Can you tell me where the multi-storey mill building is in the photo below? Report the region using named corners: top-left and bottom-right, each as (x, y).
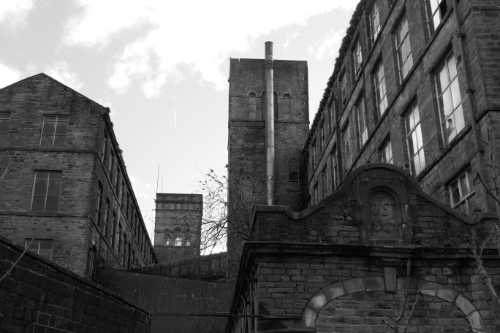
top-left (0, 74), bottom-right (156, 278)
top-left (225, 1), bottom-right (500, 332)
top-left (305, 0), bottom-right (500, 216)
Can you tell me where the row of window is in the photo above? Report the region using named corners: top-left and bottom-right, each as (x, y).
top-left (99, 130), bottom-right (152, 262)
top-left (1, 111), bottom-right (70, 147)
top-left (311, 0), bottom-right (451, 166)
top-left (29, 169), bottom-right (153, 266)
top-left (95, 180), bottom-right (152, 265)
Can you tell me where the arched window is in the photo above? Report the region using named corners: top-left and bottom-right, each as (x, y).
top-left (174, 237), bottom-right (183, 246)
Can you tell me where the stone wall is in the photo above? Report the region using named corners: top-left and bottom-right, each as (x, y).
top-left (97, 268), bottom-right (234, 333)
top-left (226, 165), bottom-right (500, 333)
top-left (154, 193), bottom-right (202, 265)
top-left (0, 236), bottom-right (151, 333)
top-left (136, 252), bottom-right (228, 281)
top-left (228, 58), bottom-right (309, 276)
top-left (303, 0), bottom-right (499, 218)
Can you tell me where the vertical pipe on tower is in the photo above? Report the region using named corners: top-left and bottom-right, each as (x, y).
top-left (265, 41), bottom-right (274, 205)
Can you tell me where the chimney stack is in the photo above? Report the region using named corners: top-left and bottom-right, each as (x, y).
top-left (265, 41), bottom-right (275, 205)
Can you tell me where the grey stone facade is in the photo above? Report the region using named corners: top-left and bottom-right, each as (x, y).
top-left (0, 73), bottom-right (156, 279)
top-left (154, 193), bottom-right (202, 264)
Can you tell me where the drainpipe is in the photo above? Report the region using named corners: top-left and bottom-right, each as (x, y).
top-left (265, 41), bottom-right (275, 205)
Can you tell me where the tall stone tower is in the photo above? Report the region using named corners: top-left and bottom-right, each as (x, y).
top-left (154, 193), bottom-right (202, 265)
top-left (227, 42), bottom-right (309, 274)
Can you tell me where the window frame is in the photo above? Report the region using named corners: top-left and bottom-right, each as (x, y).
top-left (31, 170), bottom-right (62, 212)
top-left (379, 136), bottom-right (393, 164)
top-left (393, 15), bottom-right (413, 82)
top-left (447, 169), bottom-right (474, 214)
top-left (425, 0), bottom-right (448, 33)
top-left (355, 97), bottom-right (368, 148)
top-left (434, 52), bottom-right (465, 145)
top-left (352, 39), bottom-right (363, 76)
top-left (39, 114), bottom-right (69, 147)
top-left (25, 238), bottom-right (54, 260)
top-left (369, 2), bottom-right (381, 43)
top-left (372, 59), bottom-right (388, 117)
top-left (404, 104), bottom-right (426, 175)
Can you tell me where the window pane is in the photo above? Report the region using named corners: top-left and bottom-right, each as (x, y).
top-left (46, 173), bottom-right (61, 211)
top-left (32, 172), bottom-right (48, 210)
top-left (450, 80), bottom-right (462, 109)
top-left (54, 117), bottom-right (68, 145)
top-left (448, 56), bottom-right (458, 79)
top-left (439, 66), bottom-right (450, 89)
top-left (40, 117), bottom-right (56, 146)
top-left (442, 90), bottom-right (454, 117)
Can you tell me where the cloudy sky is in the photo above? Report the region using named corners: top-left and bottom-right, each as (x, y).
top-left (0, 0), bottom-right (356, 239)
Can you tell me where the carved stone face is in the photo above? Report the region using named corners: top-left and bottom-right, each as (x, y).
top-left (369, 192), bottom-right (400, 241)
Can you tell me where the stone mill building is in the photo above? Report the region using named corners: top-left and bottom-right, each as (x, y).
top-left (1, 0), bottom-right (500, 332)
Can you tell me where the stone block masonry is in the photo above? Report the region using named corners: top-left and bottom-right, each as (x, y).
top-left (0, 236), bottom-right (151, 333)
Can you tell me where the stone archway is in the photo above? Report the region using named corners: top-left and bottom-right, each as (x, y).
top-left (303, 276), bottom-right (484, 333)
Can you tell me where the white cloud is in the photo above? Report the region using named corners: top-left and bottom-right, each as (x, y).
top-left (0, 63), bottom-right (21, 88)
top-left (314, 30), bottom-right (344, 60)
top-left (46, 62), bottom-right (83, 90)
top-left (0, 0), bottom-right (34, 26)
top-left (65, 0), bottom-right (357, 97)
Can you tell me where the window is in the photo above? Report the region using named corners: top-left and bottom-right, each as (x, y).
top-left (320, 119), bottom-right (326, 148)
top-left (111, 212), bottom-right (117, 245)
top-left (353, 40), bottom-right (363, 75)
top-left (370, 3), bottom-right (381, 42)
top-left (101, 132), bottom-right (108, 162)
top-left (373, 60), bottom-right (388, 116)
top-left (394, 16), bottom-right (413, 81)
top-left (32, 171), bottom-right (62, 212)
top-left (0, 111), bottom-right (11, 120)
top-left (448, 170), bottom-right (473, 214)
top-left (426, 0), bottom-right (448, 32)
top-left (341, 125), bottom-right (350, 171)
top-left (174, 237), bottom-right (183, 247)
top-left (405, 105), bottom-right (425, 175)
top-left (25, 238), bottom-right (53, 260)
top-left (103, 199), bottom-right (110, 235)
top-left (313, 182), bottom-right (319, 204)
top-left (355, 98), bottom-right (368, 147)
top-left (321, 166), bottom-right (327, 199)
top-left (436, 54), bottom-right (464, 143)
top-left (311, 139), bottom-right (317, 169)
top-left (95, 182), bottom-right (103, 226)
top-left (340, 72), bottom-right (348, 105)
top-left (330, 147), bottom-right (338, 190)
top-left (379, 137), bottom-right (393, 164)
top-left (329, 103), bottom-right (335, 129)
top-left (40, 115), bottom-right (68, 146)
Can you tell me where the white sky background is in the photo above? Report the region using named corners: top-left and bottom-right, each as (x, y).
top-left (0, 0), bottom-right (356, 242)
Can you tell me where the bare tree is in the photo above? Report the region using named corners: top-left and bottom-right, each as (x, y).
top-left (199, 168), bottom-right (266, 254)
top-left (199, 169), bottom-right (228, 253)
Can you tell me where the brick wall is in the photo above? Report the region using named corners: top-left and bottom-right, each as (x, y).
top-left (0, 236), bottom-right (151, 333)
